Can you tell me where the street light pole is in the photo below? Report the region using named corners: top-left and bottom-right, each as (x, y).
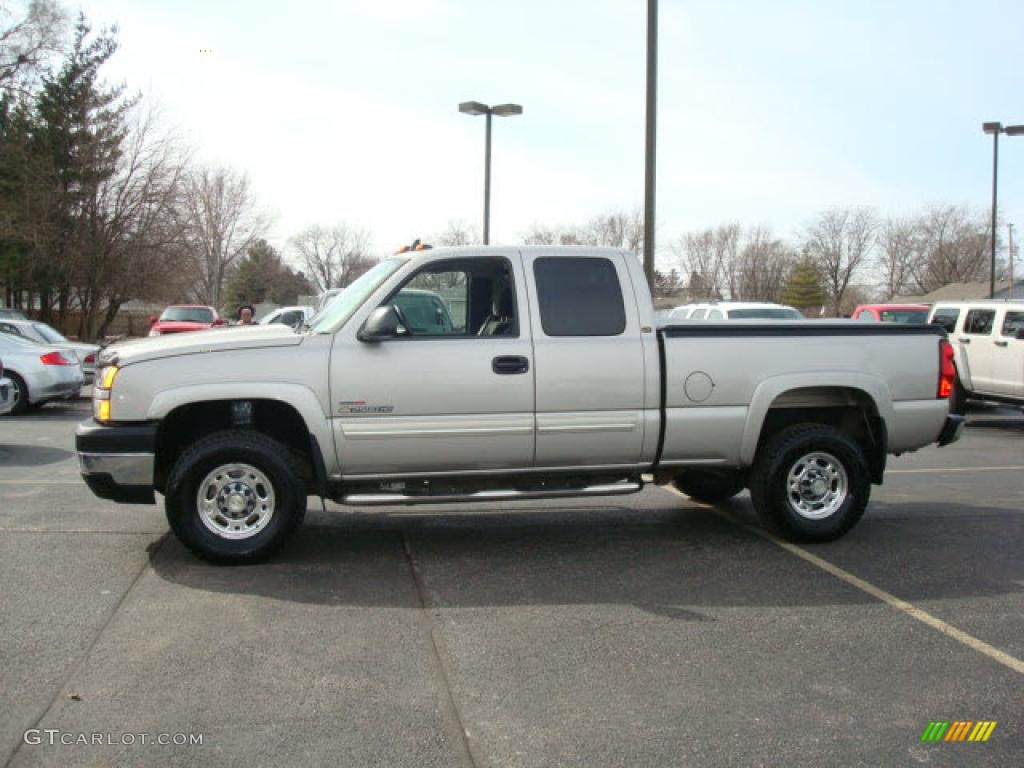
top-left (484, 110), bottom-right (492, 245)
top-left (460, 101), bottom-right (522, 245)
top-left (643, 0), bottom-right (658, 288)
top-left (982, 121), bottom-right (1024, 298)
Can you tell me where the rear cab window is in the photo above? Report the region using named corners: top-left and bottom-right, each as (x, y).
top-left (533, 257), bottom-right (626, 336)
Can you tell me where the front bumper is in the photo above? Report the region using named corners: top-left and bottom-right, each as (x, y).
top-left (937, 414), bottom-right (966, 447)
top-left (75, 419), bottom-right (158, 504)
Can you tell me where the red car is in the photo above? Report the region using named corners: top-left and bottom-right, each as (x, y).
top-left (148, 305), bottom-right (224, 336)
top-left (851, 303), bottom-right (930, 324)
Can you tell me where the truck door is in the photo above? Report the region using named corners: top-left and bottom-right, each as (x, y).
top-left (523, 252), bottom-right (647, 468)
top-left (330, 254), bottom-right (535, 476)
top-left (991, 309), bottom-right (1024, 398)
top-left (960, 308), bottom-right (998, 393)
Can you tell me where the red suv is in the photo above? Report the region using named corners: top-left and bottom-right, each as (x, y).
top-left (148, 305), bottom-right (224, 336)
top-left (851, 303), bottom-right (930, 323)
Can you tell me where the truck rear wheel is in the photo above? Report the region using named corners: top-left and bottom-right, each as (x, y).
top-left (749, 424), bottom-right (869, 542)
top-left (672, 469), bottom-right (746, 504)
top-left (165, 430), bottom-right (306, 564)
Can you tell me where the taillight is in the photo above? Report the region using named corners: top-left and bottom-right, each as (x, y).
top-left (39, 351), bottom-right (76, 366)
top-left (938, 339), bottom-right (956, 399)
top-left (84, 354), bottom-right (96, 364)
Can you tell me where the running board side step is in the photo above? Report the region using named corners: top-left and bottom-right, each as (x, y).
top-left (340, 480), bottom-right (643, 507)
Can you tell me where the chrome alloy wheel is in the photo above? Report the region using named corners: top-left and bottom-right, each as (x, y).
top-left (196, 463), bottom-right (276, 540)
top-left (786, 451), bottom-right (848, 520)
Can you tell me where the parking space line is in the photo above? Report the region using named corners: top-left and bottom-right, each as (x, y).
top-left (888, 466), bottom-right (1024, 474)
top-left (661, 485), bottom-right (1024, 676)
top-left (0, 480), bottom-right (83, 485)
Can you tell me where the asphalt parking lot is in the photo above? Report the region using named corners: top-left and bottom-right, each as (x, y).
top-left (0, 398), bottom-right (1021, 767)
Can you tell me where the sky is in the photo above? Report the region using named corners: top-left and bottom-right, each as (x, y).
top-left (76, 0), bottom-right (1024, 270)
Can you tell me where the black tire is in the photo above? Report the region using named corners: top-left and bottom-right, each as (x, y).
top-left (6, 372), bottom-right (30, 415)
top-left (749, 424), bottom-right (870, 543)
top-left (672, 469), bottom-right (746, 504)
top-left (165, 430), bottom-right (307, 564)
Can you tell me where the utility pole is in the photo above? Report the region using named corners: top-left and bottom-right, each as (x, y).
top-left (1009, 223), bottom-right (1016, 300)
top-left (642, 0), bottom-right (658, 288)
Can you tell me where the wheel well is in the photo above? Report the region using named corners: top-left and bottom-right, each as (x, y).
top-left (154, 400), bottom-right (316, 494)
top-left (757, 387), bottom-right (887, 484)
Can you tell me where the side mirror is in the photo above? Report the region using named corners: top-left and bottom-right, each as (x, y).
top-left (358, 306), bottom-right (404, 342)
top-left (213, 318), bottom-right (225, 326)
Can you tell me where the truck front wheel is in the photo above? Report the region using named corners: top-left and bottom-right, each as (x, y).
top-left (165, 430), bottom-right (307, 564)
top-left (671, 469), bottom-right (746, 504)
top-left (749, 424), bottom-right (870, 542)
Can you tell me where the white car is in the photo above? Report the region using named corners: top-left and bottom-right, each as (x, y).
top-left (0, 334), bottom-right (85, 415)
top-left (928, 300), bottom-right (1024, 412)
top-left (0, 318), bottom-right (100, 383)
top-left (258, 306), bottom-right (314, 330)
top-left (669, 301), bottom-right (804, 321)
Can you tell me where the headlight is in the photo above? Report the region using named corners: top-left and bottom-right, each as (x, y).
top-left (93, 365), bottom-right (119, 422)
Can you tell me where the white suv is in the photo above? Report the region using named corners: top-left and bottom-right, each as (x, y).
top-left (928, 300), bottom-right (1024, 412)
top-left (668, 301), bottom-right (804, 322)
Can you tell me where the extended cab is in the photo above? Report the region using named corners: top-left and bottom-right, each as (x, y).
top-left (76, 247), bottom-right (963, 563)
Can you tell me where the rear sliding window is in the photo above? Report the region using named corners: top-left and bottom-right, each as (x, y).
top-left (533, 257), bottom-right (626, 336)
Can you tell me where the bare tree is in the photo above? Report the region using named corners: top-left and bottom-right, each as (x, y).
top-left (877, 216), bottom-right (919, 299)
top-left (0, 0), bottom-right (67, 97)
top-left (289, 223), bottom-right (372, 293)
top-left (906, 205), bottom-right (991, 294)
top-left (70, 104), bottom-right (191, 337)
top-left (182, 166), bottom-right (269, 307)
top-left (803, 206), bottom-right (878, 316)
top-left (434, 220), bottom-right (479, 247)
top-left (736, 225), bottom-right (794, 302)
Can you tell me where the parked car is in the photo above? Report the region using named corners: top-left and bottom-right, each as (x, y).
top-left (77, 245), bottom-right (960, 563)
top-left (0, 358), bottom-right (14, 416)
top-left (0, 318), bottom-right (100, 383)
top-left (927, 300), bottom-right (1024, 413)
top-left (852, 304), bottom-right (930, 323)
top-left (258, 305), bottom-right (314, 330)
top-left (0, 308), bottom-right (28, 320)
top-left (391, 288), bottom-right (456, 334)
top-left (669, 301), bottom-right (804, 321)
top-left (0, 333), bottom-right (84, 414)
top-left (148, 305), bottom-right (224, 336)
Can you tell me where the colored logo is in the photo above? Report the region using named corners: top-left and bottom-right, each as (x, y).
top-left (921, 721), bottom-right (997, 742)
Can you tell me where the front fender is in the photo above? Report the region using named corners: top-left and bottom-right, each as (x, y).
top-left (739, 372), bottom-right (893, 466)
top-left (147, 382), bottom-right (337, 475)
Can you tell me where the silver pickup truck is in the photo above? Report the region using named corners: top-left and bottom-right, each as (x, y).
top-left (76, 246), bottom-right (963, 563)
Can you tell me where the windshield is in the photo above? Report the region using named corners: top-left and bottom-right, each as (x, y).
top-left (308, 259), bottom-right (406, 333)
top-left (729, 308), bottom-right (803, 320)
top-left (159, 307), bottom-right (214, 323)
top-left (879, 309), bottom-right (929, 323)
top-left (32, 323), bottom-right (67, 343)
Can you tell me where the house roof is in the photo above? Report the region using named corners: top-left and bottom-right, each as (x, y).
top-left (893, 280), bottom-right (1016, 303)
